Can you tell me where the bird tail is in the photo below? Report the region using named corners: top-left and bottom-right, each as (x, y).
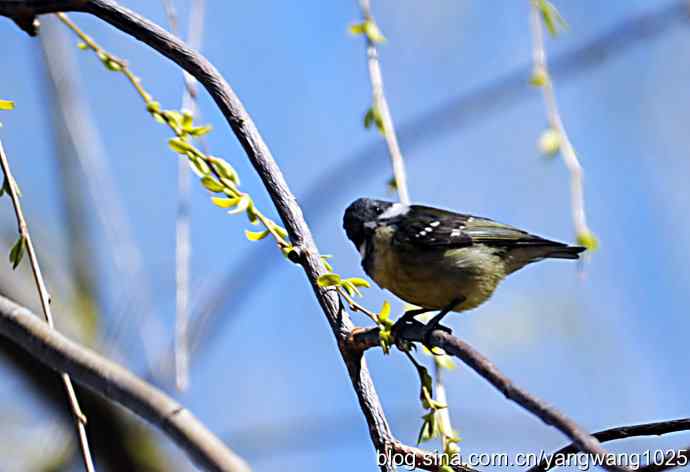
top-left (543, 245), bottom-right (587, 260)
top-left (504, 243), bottom-right (586, 274)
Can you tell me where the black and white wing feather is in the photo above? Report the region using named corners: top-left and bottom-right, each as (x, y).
top-left (392, 205), bottom-right (581, 257)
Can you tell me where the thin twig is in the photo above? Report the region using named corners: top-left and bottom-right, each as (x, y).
top-left (0, 139), bottom-right (95, 472)
top-left (529, 2), bottom-right (593, 242)
top-left (357, 0), bottom-right (410, 205)
top-left (529, 418), bottom-right (690, 472)
top-left (0, 294), bottom-right (250, 472)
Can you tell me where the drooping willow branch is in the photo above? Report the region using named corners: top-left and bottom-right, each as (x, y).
top-left (0, 138), bottom-right (95, 472)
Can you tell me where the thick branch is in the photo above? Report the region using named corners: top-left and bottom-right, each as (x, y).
top-left (529, 419), bottom-right (690, 472)
top-left (349, 326), bottom-right (628, 472)
top-left (0, 294), bottom-right (250, 472)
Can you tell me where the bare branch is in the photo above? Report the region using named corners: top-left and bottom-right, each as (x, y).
top-left (349, 325), bottom-right (629, 472)
top-left (0, 139), bottom-right (95, 472)
top-left (0, 294), bottom-right (250, 472)
top-left (529, 418), bottom-right (690, 472)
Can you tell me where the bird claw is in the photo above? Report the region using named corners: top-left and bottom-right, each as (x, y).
top-left (390, 316), bottom-right (453, 351)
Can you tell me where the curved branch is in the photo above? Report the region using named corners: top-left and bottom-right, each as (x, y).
top-left (0, 294), bottom-right (250, 472)
top-left (528, 418), bottom-right (690, 472)
top-left (349, 326), bottom-right (629, 472)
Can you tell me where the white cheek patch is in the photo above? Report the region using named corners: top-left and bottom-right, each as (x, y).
top-left (359, 240), bottom-right (368, 258)
top-left (379, 203), bottom-right (409, 220)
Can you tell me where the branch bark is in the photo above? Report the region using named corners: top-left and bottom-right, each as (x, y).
top-left (349, 325), bottom-right (630, 472)
top-left (529, 418), bottom-right (690, 472)
top-left (0, 294), bottom-right (250, 472)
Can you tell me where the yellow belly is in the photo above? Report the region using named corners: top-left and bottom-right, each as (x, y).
top-left (368, 227), bottom-right (506, 312)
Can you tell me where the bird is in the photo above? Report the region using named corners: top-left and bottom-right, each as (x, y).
top-left (342, 197), bottom-right (586, 334)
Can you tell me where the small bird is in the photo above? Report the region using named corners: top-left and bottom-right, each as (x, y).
top-left (343, 197), bottom-right (585, 332)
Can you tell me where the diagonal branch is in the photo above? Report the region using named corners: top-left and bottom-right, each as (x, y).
top-left (528, 418), bottom-right (690, 472)
top-left (348, 325), bottom-right (630, 472)
top-left (0, 294), bottom-right (250, 472)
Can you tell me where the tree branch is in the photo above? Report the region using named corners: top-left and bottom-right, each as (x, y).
top-left (0, 294), bottom-right (250, 472)
top-left (0, 138), bottom-right (95, 471)
top-left (349, 325), bottom-right (630, 472)
top-left (528, 418), bottom-right (690, 472)
top-left (0, 1), bottom-right (452, 470)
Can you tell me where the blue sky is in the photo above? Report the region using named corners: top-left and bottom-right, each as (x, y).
top-left (1, 1), bottom-right (690, 470)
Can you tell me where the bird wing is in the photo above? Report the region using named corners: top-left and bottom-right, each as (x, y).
top-left (392, 205), bottom-right (563, 250)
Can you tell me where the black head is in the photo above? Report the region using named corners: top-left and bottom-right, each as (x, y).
top-left (343, 198), bottom-right (394, 249)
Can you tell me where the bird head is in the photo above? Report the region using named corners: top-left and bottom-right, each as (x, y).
top-left (343, 198), bottom-right (402, 250)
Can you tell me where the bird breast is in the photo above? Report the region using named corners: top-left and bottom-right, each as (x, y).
top-left (366, 226), bottom-right (506, 312)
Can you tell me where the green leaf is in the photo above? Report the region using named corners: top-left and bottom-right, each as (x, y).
top-left (348, 22), bottom-right (367, 35)
top-left (576, 231), bottom-right (598, 251)
top-left (417, 412), bottom-right (436, 444)
top-left (341, 279), bottom-right (358, 297)
top-left (317, 273), bottom-right (342, 288)
top-left (378, 300), bottom-right (392, 325)
top-left (211, 196), bottom-right (242, 208)
top-left (146, 101), bottom-right (161, 114)
top-left (529, 67), bottom-right (549, 87)
top-left (537, 0), bottom-right (568, 37)
top-left (0, 175), bottom-right (20, 198)
top-left (227, 195), bottom-right (250, 215)
top-left (188, 156), bottom-right (211, 177)
top-left (189, 125), bottom-right (212, 137)
top-left (168, 137), bottom-right (194, 155)
top-left (209, 157), bottom-right (239, 185)
top-left (271, 224), bottom-right (288, 238)
top-left (538, 128), bottom-right (561, 157)
top-left (244, 229), bottom-right (270, 241)
top-left (76, 42), bottom-right (89, 50)
top-left (200, 176), bottom-right (224, 193)
top-left (181, 110), bottom-right (194, 129)
top-left (320, 255), bottom-right (333, 272)
top-left (246, 203), bottom-right (259, 224)
top-left (345, 277), bottom-right (370, 288)
top-left (0, 100), bottom-right (15, 111)
top-left (9, 236), bottom-right (25, 270)
top-left (364, 20), bottom-right (386, 43)
top-left (104, 58), bottom-right (122, 72)
top-left (363, 106), bottom-right (384, 133)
